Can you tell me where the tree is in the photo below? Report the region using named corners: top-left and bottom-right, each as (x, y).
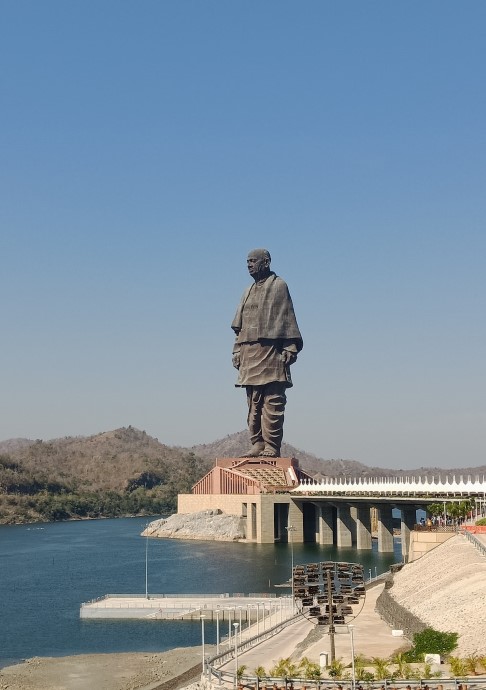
top-left (299, 657), bottom-right (322, 680)
top-left (371, 657), bottom-right (390, 680)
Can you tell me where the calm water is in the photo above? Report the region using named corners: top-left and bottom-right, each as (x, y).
top-left (0, 517), bottom-right (402, 667)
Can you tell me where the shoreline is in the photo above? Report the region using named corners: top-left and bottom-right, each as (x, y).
top-left (0, 646), bottom-right (212, 690)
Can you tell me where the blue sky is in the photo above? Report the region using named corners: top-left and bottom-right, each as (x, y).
top-left (1, 1), bottom-right (485, 470)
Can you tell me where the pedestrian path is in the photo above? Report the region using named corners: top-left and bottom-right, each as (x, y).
top-left (218, 582), bottom-right (405, 674)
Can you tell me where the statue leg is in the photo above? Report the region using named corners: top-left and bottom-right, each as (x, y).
top-left (260, 382), bottom-right (286, 457)
top-left (243, 386), bottom-right (265, 457)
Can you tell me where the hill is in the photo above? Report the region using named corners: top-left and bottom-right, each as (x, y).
top-left (189, 430), bottom-right (370, 477)
top-left (0, 426), bottom-right (212, 524)
top-left (2, 426), bottom-right (485, 525)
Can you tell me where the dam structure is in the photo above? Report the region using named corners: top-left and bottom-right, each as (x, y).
top-left (178, 456), bottom-right (486, 557)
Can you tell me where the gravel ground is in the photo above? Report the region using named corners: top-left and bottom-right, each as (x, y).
top-left (388, 533), bottom-right (486, 655)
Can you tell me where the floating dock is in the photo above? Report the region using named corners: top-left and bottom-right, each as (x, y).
top-left (80, 593), bottom-right (294, 622)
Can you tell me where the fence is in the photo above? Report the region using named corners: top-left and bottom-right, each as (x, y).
top-left (461, 528), bottom-right (486, 557)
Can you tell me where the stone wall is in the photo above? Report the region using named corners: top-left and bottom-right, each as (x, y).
top-left (375, 575), bottom-right (427, 639)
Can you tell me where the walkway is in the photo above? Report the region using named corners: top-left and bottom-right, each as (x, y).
top-left (219, 582), bottom-right (405, 674)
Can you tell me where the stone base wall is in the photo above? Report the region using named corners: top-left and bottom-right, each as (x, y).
top-left (408, 530), bottom-right (455, 561)
top-left (375, 577), bottom-right (426, 640)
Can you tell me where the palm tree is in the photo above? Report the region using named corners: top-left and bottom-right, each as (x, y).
top-left (328, 657), bottom-right (347, 680)
top-left (270, 658), bottom-right (299, 680)
top-left (299, 657), bottom-right (322, 680)
top-left (448, 657), bottom-right (468, 678)
top-left (371, 657), bottom-right (390, 680)
top-left (391, 651), bottom-right (411, 679)
top-left (254, 665), bottom-right (267, 680)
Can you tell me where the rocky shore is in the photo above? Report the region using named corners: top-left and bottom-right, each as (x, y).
top-left (142, 509), bottom-right (246, 541)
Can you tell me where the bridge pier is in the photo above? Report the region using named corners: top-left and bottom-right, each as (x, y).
top-left (355, 505), bottom-right (372, 550)
top-left (336, 504), bottom-right (354, 547)
top-left (316, 503), bottom-right (334, 545)
top-left (376, 504), bottom-right (395, 552)
top-left (401, 507), bottom-right (416, 561)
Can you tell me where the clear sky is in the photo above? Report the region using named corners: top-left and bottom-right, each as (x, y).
top-left (1, 1), bottom-right (485, 470)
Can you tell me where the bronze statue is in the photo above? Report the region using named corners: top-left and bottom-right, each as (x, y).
top-left (231, 249), bottom-right (303, 457)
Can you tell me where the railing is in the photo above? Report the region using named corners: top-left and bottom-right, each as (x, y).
top-left (292, 475), bottom-right (486, 497)
top-left (205, 677), bottom-right (486, 690)
top-left (462, 528), bottom-right (486, 557)
top-left (81, 592), bottom-right (279, 606)
top-left (206, 613), bottom-right (301, 685)
top-left (414, 525), bottom-right (459, 533)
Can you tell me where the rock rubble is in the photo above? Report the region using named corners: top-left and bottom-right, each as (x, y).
top-left (142, 509), bottom-right (246, 541)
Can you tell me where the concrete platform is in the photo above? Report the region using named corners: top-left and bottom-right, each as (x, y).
top-left (80, 594), bottom-right (294, 627)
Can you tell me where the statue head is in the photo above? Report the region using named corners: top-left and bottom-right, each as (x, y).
top-left (247, 248), bottom-right (271, 282)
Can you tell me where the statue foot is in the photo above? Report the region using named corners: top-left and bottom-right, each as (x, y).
top-left (259, 448), bottom-right (279, 458)
top-left (242, 443), bottom-right (265, 458)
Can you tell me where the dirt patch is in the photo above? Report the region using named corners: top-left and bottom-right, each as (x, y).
top-left (0, 646), bottom-right (214, 690)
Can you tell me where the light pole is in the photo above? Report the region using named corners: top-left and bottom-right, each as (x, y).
top-left (145, 527), bottom-right (149, 599)
top-left (233, 622), bottom-right (239, 689)
top-left (238, 606), bottom-right (243, 643)
top-left (228, 608), bottom-right (233, 640)
top-left (348, 625), bottom-right (356, 690)
top-left (256, 603), bottom-right (260, 636)
top-left (216, 608), bottom-right (220, 655)
top-left (286, 524), bottom-right (295, 610)
top-left (200, 615), bottom-right (206, 674)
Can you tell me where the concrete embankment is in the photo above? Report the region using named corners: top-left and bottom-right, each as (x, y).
top-left (376, 532), bottom-right (486, 655)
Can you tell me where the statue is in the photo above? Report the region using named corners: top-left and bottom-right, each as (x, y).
top-left (231, 249), bottom-right (303, 457)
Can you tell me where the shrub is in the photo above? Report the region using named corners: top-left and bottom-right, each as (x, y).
top-left (448, 657), bottom-right (468, 677)
top-left (404, 628), bottom-right (458, 661)
top-left (476, 517), bottom-right (486, 526)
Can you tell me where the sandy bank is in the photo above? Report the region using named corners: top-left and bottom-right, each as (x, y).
top-left (0, 646), bottom-right (214, 690)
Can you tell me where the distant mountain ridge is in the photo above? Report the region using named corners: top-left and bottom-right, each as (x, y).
top-left (2, 428), bottom-right (485, 481)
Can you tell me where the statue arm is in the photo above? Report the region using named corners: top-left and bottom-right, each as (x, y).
top-left (282, 339), bottom-right (298, 365)
top-left (232, 340), bottom-right (241, 369)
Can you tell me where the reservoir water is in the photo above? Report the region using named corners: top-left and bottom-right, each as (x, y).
top-left (0, 517), bottom-right (401, 667)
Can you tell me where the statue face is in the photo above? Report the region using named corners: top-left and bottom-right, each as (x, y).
top-left (247, 250), bottom-right (269, 280)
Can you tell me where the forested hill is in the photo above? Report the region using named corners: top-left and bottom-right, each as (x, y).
top-left (0, 427), bottom-right (212, 524)
top-left (2, 426), bottom-right (485, 525)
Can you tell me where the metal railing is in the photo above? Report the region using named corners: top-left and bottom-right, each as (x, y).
top-left (462, 528), bottom-right (486, 557)
top-left (206, 677), bottom-right (486, 690)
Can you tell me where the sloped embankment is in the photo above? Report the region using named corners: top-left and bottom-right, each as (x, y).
top-left (377, 534), bottom-right (486, 655)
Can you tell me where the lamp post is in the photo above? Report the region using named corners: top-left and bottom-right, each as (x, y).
top-left (200, 615), bottom-right (206, 674)
top-left (348, 625), bottom-right (356, 690)
top-left (228, 608), bottom-right (233, 640)
top-left (233, 622), bottom-right (239, 689)
top-left (238, 606), bottom-right (243, 643)
top-left (216, 608), bottom-right (220, 655)
top-left (144, 525), bottom-right (149, 599)
top-left (286, 524), bottom-right (295, 610)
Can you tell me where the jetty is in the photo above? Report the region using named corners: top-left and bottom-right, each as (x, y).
top-left (80, 593), bottom-right (294, 625)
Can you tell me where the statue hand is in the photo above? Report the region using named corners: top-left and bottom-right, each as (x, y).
top-left (232, 353), bottom-right (241, 369)
top-left (282, 350), bottom-right (297, 365)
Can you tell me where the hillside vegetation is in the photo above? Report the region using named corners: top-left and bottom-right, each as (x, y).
top-left (0, 426), bottom-right (212, 524)
top-left (2, 426), bottom-right (485, 525)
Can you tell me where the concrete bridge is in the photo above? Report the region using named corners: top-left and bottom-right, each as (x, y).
top-left (290, 474), bottom-right (486, 558)
top-left (178, 458), bottom-right (486, 556)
